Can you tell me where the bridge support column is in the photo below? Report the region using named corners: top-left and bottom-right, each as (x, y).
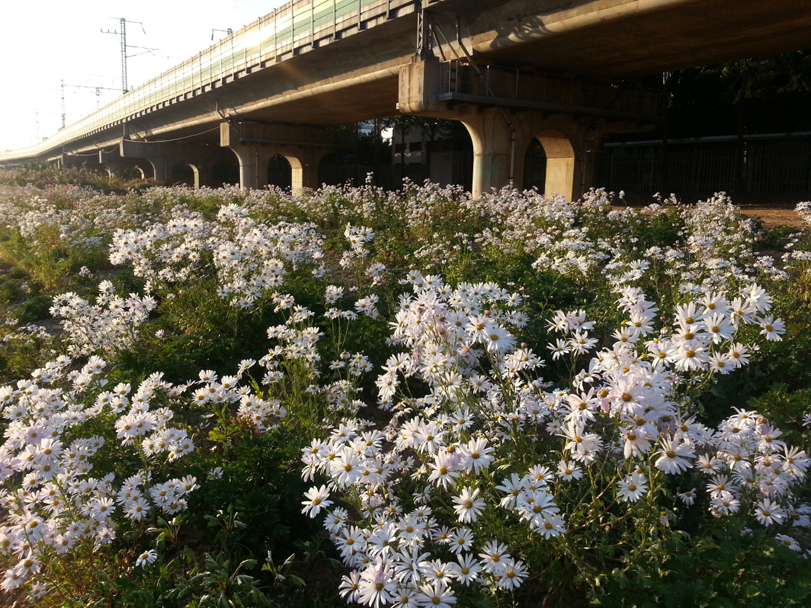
top-left (186, 162), bottom-right (217, 189)
top-left (220, 121), bottom-right (337, 191)
top-left (229, 145), bottom-right (277, 190)
top-left (516, 113), bottom-right (596, 201)
top-left (286, 149), bottom-right (328, 193)
top-left (450, 109), bottom-right (596, 200)
top-left (460, 108), bottom-right (524, 197)
top-left (538, 130), bottom-right (579, 200)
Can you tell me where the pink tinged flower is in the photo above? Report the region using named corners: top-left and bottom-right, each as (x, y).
top-left (358, 563), bottom-right (397, 608)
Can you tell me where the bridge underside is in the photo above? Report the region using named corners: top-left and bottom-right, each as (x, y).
top-left (460, 0), bottom-right (811, 79)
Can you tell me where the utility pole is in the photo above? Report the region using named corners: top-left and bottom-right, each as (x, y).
top-left (101, 18), bottom-right (157, 94)
top-left (61, 80), bottom-right (65, 130)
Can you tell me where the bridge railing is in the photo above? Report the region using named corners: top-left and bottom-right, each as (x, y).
top-left (438, 60), bottom-right (659, 121)
top-left (2, 0), bottom-right (427, 162)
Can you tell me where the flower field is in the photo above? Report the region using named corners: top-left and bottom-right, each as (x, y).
top-left (1, 168), bottom-right (810, 607)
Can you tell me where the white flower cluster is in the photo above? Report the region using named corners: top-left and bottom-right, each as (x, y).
top-left (0, 319), bottom-right (53, 348)
top-left (795, 201), bottom-right (811, 226)
top-left (49, 281), bottom-right (156, 357)
top-left (109, 204), bottom-right (324, 308)
top-left (0, 358), bottom-right (200, 593)
top-left (0, 184), bottom-right (161, 250)
top-left (299, 272), bottom-right (806, 606)
top-left (189, 361), bottom-right (288, 431)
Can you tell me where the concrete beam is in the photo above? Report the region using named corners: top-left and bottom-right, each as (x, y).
top-left (119, 139), bottom-right (227, 187)
top-left (99, 149), bottom-right (151, 180)
top-left (56, 153), bottom-right (104, 171)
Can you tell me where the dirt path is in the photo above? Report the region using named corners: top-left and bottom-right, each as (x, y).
top-left (736, 207), bottom-right (804, 230)
top-left (612, 205), bottom-right (806, 231)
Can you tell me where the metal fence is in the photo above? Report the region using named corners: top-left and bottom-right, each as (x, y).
top-left (594, 133), bottom-right (811, 195)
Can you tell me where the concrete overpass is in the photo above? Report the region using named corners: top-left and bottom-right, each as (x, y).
top-left (1, 0), bottom-right (809, 198)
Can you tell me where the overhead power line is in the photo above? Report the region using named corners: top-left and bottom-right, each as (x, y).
top-left (60, 81), bottom-right (120, 129)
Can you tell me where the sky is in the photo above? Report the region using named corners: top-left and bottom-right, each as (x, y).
top-left (0, 0), bottom-right (289, 152)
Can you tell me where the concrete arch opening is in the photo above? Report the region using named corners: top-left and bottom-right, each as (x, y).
top-left (268, 154), bottom-right (292, 190)
top-left (523, 138), bottom-right (548, 192)
top-left (130, 165), bottom-right (148, 180)
top-left (169, 163), bottom-right (195, 186)
top-left (187, 164), bottom-right (203, 189)
top-left (108, 164), bottom-right (150, 180)
top-left (536, 129), bottom-right (576, 199)
top-left (211, 160), bottom-right (240, 187)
